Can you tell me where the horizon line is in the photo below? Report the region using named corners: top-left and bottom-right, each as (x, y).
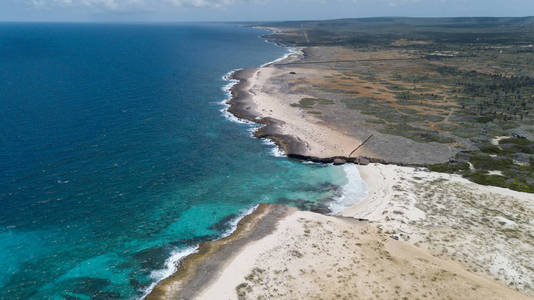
top-left (1, 15), bottom-right (533, 24)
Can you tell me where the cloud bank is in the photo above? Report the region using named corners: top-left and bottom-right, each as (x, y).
top-left (29, 0), bottom-right (432, 10)
top-left (28, 0), bottom-right (263, 9)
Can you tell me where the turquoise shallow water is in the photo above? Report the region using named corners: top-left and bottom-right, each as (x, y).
top-left (0, 23), bottom-right (358, 299)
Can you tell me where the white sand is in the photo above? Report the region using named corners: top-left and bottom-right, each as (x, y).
top-left (193, 163), bottom-right (534, 299)
top-left (342, 163), bottom-right (534, 295)
top-left (196, 206), bottom-right (530, 300)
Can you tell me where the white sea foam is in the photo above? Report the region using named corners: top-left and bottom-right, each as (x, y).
top-left (329, 164), bottom-right (368, 214)
top-left (247, 126), bottom-right (259, 137)
top-left (260, 47), bottom-right (300, 67)
top-left (140, 245), bottom-right (199, 299)
top-left (219, 69), bottom-right (255, 125)
top-left (219, 204), bottom-right (259, 239)
top-left (140, 204), bottom-right (259, 299)
top-left (261, 138), bottom-right (285, 157)
top-left (218, 47), bottom-right (296, 158)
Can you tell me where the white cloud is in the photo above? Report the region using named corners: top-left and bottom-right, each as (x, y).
top-left (25, 0), bottom-right (449, 11)
top-left (28, 0), bottom-right (261, 9)
top-left (387, 0), bottom-right (423, 7)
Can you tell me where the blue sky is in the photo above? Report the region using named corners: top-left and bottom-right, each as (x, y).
top-left (1, 0), bottom-right (532, 22)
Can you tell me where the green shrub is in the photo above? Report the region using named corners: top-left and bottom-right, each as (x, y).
top-left (428, 162), bottom-right (470, 173)
top-left (500, 137), bottom-right (531, 145)
top-left (469, 154), bottom-right (512, 170)
top-left (291, 98), bottom-right (334, 108)
top-left (475, 116), bottom-right (493, 123)
top-left (465, 171), bottom-right (508, 188)
top-left (479, 144), bottom-right (513, 155)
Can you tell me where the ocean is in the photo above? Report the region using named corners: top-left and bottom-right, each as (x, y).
top-left (0, 23), bottom-right (366, 299)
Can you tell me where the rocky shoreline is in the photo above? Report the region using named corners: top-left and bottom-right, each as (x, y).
top-left (146, 163), bottom-right (534, 299)
top-left (228, 67), bottom-right (427, 167)
top-left (146, 204), bottom-right (293, 300)
top-left (227, 68), bottom-right (307, 157)
top-left (145, 41), bottom-right (534, 299)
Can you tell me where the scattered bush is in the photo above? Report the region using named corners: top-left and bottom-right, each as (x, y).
top-left (428, 162), bottom-right (469, 173)
top-left (291, 98), bottom-right (335, 108)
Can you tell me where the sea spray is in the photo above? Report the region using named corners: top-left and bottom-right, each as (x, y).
top-left (260, 47), bottom-right (301, 67)
top-left (219, 204), bottom-right (259, 239)
top-left (219, 69), bottom-right (254, 125)
top-left (141, 246), bottom-right (199, 299)
top-left (140, 204), bottom-right (259, 298)
top-left (219, 65), bottom-right (292, 158)
top-left (329, 164), bottom-right (368, 214)
top-left (261, 138), bottom-right (286, 157)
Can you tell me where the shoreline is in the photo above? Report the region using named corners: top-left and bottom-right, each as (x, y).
top-left (145, 45), bottom-right (321, 299)
top-left (145, 32), bottom-right (534, 299)
top-left (227, 67), bottom-right (389, 165)
top-left (146, 204), bottom-right (294, 300)
top-left (159, 164), bottom-right (533, 299)
top-left (145, 35), bottom-right (430, 300)
top-left (145, 40), bottom-right (372, 300)
top-left (140, 205), bottom-right (259, 299)
top-left (225, 45), bottom-right (430, 166)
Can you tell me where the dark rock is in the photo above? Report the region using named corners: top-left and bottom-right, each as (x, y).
top-left (512, 153), bottom-right (531, 164)
top-left (309, 205), bottom-right (331, 214)
top-left (455, 151), bottom-right (472, 162)
top-left (209, 213), bottom-right (238, 232)
top-left (358, 157), bottom-right (370, 165)
top-left (333, 158), bottom-right (346, 165)
top-left (511, 129), bottom-right (528, 139)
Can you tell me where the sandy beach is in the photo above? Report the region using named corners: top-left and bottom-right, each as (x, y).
top-left (198, 208), bottom-right (530, 300)
top-left (228, 53), bottom-right (378, 163)
top-left (227, 46), bottom-right (467, 165)
top-left (345, 164), bottom-right (534, 295)
top-left (148, 163), bottom-right (533, 299)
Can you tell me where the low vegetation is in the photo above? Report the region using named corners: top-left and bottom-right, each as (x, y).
top-left (290, 97), bottom-right (335, 108)
top-left (260, 17), bottom-right (534, 192)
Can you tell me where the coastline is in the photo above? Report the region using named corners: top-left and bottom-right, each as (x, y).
top-left (227, 64), bottom-right (372, 164)
top-left (149, 163), bottom-right (533, 299)
top-left (195, 204), bottom-right (531, 300)
top-left (146, 204), bottom-right (294, 300)
top-left (225, 45), bottom-right (430, 166)
top-left (141, 205), bottom-right (258, 299)
top-left (145, 39), bottom-right (371, 300)
top-left (146, 33), bottom-right (534, 299)
top-left (145, 45), bottom-right (307, 299)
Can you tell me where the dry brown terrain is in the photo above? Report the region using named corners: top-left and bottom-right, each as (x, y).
top-left (235, 46), bottom-right (479, 164)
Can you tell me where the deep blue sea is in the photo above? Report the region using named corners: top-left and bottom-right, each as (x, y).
top-left (0, 23), bottom-right (365, 299)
